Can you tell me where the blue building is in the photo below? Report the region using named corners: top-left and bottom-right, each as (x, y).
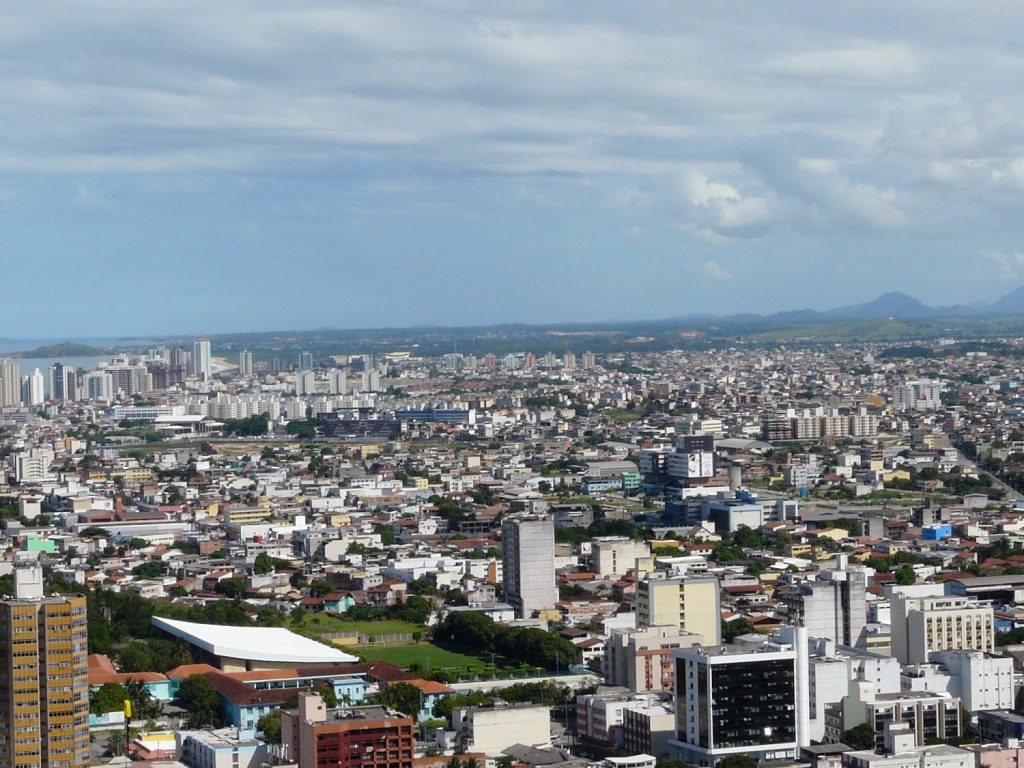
top-left (922, 523), bottom-right (953, 541)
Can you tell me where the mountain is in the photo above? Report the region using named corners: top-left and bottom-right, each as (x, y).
top-left (989, 285), bottom-right (1024, 315)
top-left (828, 291), bottom-right (938, 320)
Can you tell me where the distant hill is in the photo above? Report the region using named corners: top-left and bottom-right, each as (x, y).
top-left (989, 285), bottom-right (1024, 315)
top-left (8, 342), bottom-right (106, 358)
top-left (828, 291), bottom-right (938, 320)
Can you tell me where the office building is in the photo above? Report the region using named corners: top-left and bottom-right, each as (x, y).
top-left (636, 577), bottom-right (721, 645)
top-left (0, 565), bottom-right (90, 768)
top-left (783, 556), bottom-right (868, 647)
top-left (670, 645), bottom-right (804, 766)
top-left (281, 694), bottom-right (413, 768)
top-left (192, 337), bottom-right (212, 381)
top-left (238, 350), bottom-right (253, 377)
top-left (890, 594), bottom-right (995, 665)
top-left (502, 516), bottom-right (558, 619)
top-left (0, 358), bottom-right (20, 408)
top-left (298, 351), bottom-right (313, 372)
top-left (49, 362), bottom-right (77, 402)
top-left (841, 723), bottom-right (972, 768)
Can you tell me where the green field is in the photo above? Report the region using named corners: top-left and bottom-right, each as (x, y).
top-left (353, 642), bottom-right (485, 674)
top-left (292, 615), bottom-right (423, 638)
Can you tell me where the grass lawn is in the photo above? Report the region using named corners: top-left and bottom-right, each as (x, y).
top-left (353, 642), bottom-right (485, 675)
top-left (291, 614), bottom-right (423, 638)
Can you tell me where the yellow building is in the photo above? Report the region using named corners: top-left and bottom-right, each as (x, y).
top-left (636, 577), bottom-right (721, 645)
top-left (0, 570), bottom-right (89, 768)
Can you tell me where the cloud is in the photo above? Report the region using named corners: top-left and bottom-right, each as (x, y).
top-left (699, 259), bottom-right (734, 280)
top-left (982, 250), bottom-right (1024, 281)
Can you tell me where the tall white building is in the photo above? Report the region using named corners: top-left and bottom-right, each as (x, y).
top-left (192, 337), bottom-right (212, 381)
top-left (82, 371), bottom-right (115, 401)
top-left (502, 516), bottom-right (558, 619)
top-left (296, 371), bottom-right (316, 396)
top-left (238, 349), bottom-right (253, 377)
top-left (0, 358), bottom-right (21, 407)
top-left (21, 368), bottom-right (44, 406)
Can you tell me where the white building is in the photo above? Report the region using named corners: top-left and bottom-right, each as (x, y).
top-left (192, 337), bottom-right (212, 381)
top-left (891, 594), bottom-right (995, 665)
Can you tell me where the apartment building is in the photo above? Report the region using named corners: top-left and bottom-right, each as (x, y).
top-left (0, 566), bottom-right (90, 768)
top-left (636, 577), bottom-right (721, 645)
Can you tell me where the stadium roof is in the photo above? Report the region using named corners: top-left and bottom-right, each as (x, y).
top-left (152, 616), bottom-right (359, 664)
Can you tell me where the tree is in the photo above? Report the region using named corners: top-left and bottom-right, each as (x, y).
top-left (253, 553), bottom-right (273, 575)
top-left (125, 679), bottom-right (163, 720)
top-left (106, 730), bottom-right (126, 757)
top-left (895, 565), bottom-right (916, 586)
top-left (379, 682), bottom-right (422, 718)
top-left (215, 577), bottom-right (246, 601)
top-left (91, 682), bottom-right (129, 715)
top-left (258, 709), bottom-right (283, 743)
top-left (721, 617), bottom-right (756, 643)
top-left (118, 641), bottom-right (153, 673)
top-left (843, 723), bottom-right (877, 750)
top-left (177, 675), bottom-right (223, 728)
top-left (717, 756), bottom-right (757, 768)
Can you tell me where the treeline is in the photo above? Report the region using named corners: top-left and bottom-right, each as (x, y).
top-left (433, 612), bottom-right (580, 671)
top-left (220, 413), bottom-right (270, 436)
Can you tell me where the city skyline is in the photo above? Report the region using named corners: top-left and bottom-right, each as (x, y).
top-left (3, 3), bottom-right (1024, 336)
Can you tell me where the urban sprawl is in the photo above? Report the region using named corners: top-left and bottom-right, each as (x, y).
top-left (7, 337), bottom-right (1024, 768)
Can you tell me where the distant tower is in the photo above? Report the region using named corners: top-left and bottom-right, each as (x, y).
top-left (192, 337), bottom-right (212, 381)
top-left (23, 368), bottom-right (45, 406)
top-left (0, 358), bottom-right (20, 408)
top-left (299, 351), bottom-right (314, 372)
top-left (49, 362), bottom-right (77, 402)
top-left (238, 349), bottom-right (253, 377)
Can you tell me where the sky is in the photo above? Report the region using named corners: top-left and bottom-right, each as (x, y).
top-left (3, 1), bottom-right (1024, 337)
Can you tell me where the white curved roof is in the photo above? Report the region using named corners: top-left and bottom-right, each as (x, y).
top-left (152, 616), bottom-right (359, 664)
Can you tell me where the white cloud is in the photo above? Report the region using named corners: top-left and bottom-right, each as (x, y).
top-left (982, 249), bottom-right (1024, 281)
top-left (699, 259), bottom-right (734, 280)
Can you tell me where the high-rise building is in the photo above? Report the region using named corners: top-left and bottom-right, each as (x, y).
top-left (82, 372), bottom-right (114, 402)
top-left (563, 351), bottom-right (577, 369)
top-left (582, 351), bottom-right (596, 369)
top-left (281, 694), bottom-right (413, 768)
top-left (298, 351), bottom-right (314, 372)
top-left (0, 565), bottom-right (90, 768)
top-left (327, 370), bottom-right (347, 395)
top-left (0, 358), bottom-right (22, 408)
top-left (502, 516), bottom-right (558, 619)
top-left (238, 350), bottom-right (253, 377)
top-left (890, 593), bottom-right (995, 664)
top-left (636, 577), bottom-right (722, 645)
top-left (192, 337), bottom-right (212, 381)
top-left (670, 644), bottom-right (805, 766)
top-left (49, 363), bottom-right (77, 402)
top-left (783, 556), bottom-right (868, 647)
top-left (21, 369), bottom-right (45, 407)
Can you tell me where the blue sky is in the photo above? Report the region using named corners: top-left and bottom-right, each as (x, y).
top-left (3, 1), bottom-right (1024, 337)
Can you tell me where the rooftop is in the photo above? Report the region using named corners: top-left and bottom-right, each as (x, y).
top-left (152, 616), bottom-right (359, 665)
